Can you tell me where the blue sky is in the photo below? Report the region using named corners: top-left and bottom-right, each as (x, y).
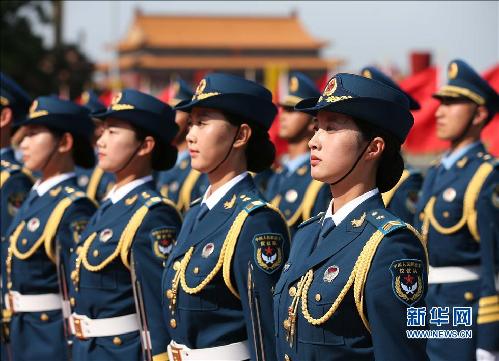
top-left (32, 1), bottom-right (499, 74)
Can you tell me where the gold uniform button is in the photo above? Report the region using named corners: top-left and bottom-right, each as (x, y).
top-left (464, 292), bottom-right (474, 301)
top-left (113, 337), bottom-right (122, 346)
top-left (193, 267), bottom-right (200, 275)
top-left (419, 213), bottom-right (424, 221)
top-left (21, 239), bottom-right (27, 246)
top-left (93, 249), bottom-right (99, 257)
top-left (288, 287), bottom-right (296, 297)
top-left (70, 297), bottom-right (75, 307)
top-left (284, 354), bottom-right (291, 361)
top-left (7, 282), bottom-right (12, 289)
top-left (170, 319), bottom-right (177, 328)
top-left (40, 313), bottom-right (49, 322)
top-left (166, 289), bottom-right (173, 299)
top-left (442, 211), bottom-right (450, 218)
top-left (315, 293), bottom-right (321, 302)
top-left (173, 261), bottom-right (180, 271)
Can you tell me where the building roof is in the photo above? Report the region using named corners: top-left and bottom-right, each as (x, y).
top-left (118, 12), bottom-right (327, 51)
top-left (109, 54), bottom-right (342, 71)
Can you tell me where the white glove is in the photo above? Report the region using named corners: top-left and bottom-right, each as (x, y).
top-left (476, 348), bottom-right (499, 361)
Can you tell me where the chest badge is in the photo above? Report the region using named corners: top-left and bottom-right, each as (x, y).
top-left (202, 242), bottom-right (215, 258)
top-left (169, 181), bottom-right (179, 193)
top-left (78, 175), bottom-right (89, 187)
top-left (27, 217), bottom-right (40, 232)
top-left (442, 187), bottom-right (457, 202)
top-left (99, 229), bottom-right (113, 243)
top-left (285, 189), bottom-right (298, 203)
top-left (323, 265), bottom-right (340, 283)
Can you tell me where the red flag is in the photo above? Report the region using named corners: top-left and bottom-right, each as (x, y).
top-left (482, 64), bottom-right (499, 156)
top-left (399, 67), bottom-right (448, 154)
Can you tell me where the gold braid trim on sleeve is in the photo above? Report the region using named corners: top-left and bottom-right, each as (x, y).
top-left (421, 162), bottom-right (493, 242)
top-left (11, 197), bottom-right (75, 263)
top-left (300, 221), bottom-right (427, 333)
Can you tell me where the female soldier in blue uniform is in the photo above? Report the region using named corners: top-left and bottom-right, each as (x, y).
top-left (0, 73), bottom-right (33, 361)
top-left (162, 73), bottom-right (290, 361)
top-left (274, 73), bottom-right (429, 361)
top-left (69, 89), bottom-right (182, 361)
top-left (4, 96), bottom-right (97, 360)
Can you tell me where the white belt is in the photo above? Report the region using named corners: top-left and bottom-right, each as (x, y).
top-left (428, 265), bottom-right (481, 284)
top-left (4, 291), bottom-right (62, 313)
top-left (168, 340), bottom-right (250, 361)
top-left (69, 312), bottom-right (139, 339)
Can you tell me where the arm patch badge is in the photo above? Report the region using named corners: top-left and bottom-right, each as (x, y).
top-left (253, 233), bottom-right (284, 274)
top-left (390, 259), bottom-right (424, 306)
top-left (150, 227), bottom-right (176, 259)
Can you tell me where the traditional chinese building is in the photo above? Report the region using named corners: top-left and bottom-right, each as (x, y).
top-left (102, 10), bottom-right (343, 93)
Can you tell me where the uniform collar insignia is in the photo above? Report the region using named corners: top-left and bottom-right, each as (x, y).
top-left (351, 212), bottom-right (366, 228)
top-left (125, 194), bottom-right (138, 206)
top-left (224, 194), bottom-right (237, 209)
top-left (456, 157), bottom-right (468, 168)
top-left (49, 186), bottom-right (62, 197)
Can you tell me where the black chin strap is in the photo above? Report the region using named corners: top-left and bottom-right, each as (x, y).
top-left (329, 140), bottom-right (372, 186)
top-left (114, 142), bottom-right (143, 175)
top-left (40, 136), bottom-right (61, 173)
top-left (451, 105), bottom-right (478, 145)
top-left (207, 125), bottom-right (241, 175)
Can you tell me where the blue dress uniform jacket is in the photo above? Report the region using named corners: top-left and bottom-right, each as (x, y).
top-left (156, 155), bottom-right (209, 213)
top-left (162, 175), bottom-right (290, 360)
top-left (3, 176), bottom-right (96, 361)
top-left (274, 194), bottom-right (429, 361)
top-left (414, 143), bottom-right (499, 360)
top-left (75, 166), bottom-right (115, 203)
top-left (266, 160), bottom-right (331, 235)
top-left (382, 166), bottom-right (423, 224)
top-left (70, 180), bottom-right (181, 361)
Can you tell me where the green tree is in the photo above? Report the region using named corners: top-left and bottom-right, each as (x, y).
top-left (1, 1), bottom-right (94, 99)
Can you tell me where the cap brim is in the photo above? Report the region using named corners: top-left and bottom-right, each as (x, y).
top-left (17, 114), bottom-right (94, 138)
top-left (175, 93), bottom-right (277, 130)
top-left (298, 97), bottom-right (414, 144)
top-left (294, 97), bottom-right (322, 115)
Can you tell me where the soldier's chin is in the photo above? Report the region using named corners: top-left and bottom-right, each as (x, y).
top-left (98, 159), bottom-right (116, 173)
top-left (190, 158), bottom-right (209, 174)
top-left (310, 167), bottom-right (329, 183)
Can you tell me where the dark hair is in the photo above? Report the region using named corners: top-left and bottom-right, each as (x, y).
top-left (132, 125), bottom-right (177, 171)
top-left (353, 119), bottom-right (404, 193)
top-left (49, 128), bottom-right (95, 168)
top-left (224, 112), bottom-right (275, 173)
